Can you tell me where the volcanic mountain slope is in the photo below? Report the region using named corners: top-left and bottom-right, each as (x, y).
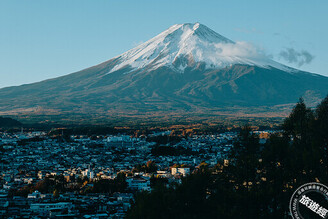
top-left (0, 23), bottom-right (327, 118)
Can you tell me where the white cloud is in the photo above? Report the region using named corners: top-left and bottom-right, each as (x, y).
top-left (214, 41), bottom-right (267, 59)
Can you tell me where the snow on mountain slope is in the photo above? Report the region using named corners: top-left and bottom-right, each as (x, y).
top-left (108, 22), bottom-right (291, 73)
top-left (0, 23), bottom-right (327, 119)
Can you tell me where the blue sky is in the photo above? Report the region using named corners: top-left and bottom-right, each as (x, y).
top-left (0, 0), bottom-right (327, 88)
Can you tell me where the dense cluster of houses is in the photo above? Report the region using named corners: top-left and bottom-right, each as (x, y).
top-left (0, 129), bottom-right (258, 218)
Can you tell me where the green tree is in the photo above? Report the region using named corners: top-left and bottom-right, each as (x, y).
top-left (283, 98), bottom-right (314, 146)
top-left (314, 95), bottom-right (328, 181)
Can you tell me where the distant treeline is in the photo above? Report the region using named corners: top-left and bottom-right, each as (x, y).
top-left (151, 145), bottom-right (197, 156)
top-left (0, 116), bottom-right (22, 128)
top-left (48, 126), bottom-right (122, 136)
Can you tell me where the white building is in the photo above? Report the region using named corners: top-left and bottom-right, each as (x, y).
top-left (171, 167), bottom-right (190, 177)
top-left (155, 170), bottom-right (171, 178)
top-left (30, 202), bottom-right (74, 213)
top-left (27, 190), bottom-right (41, 199)
top-left (126, 177), bottom-right (151, 191)
top-left (82, 165), bottom-right (94, 179)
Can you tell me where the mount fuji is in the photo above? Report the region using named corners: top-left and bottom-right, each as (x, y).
top-left (0, 23), bottom-right (327, 121)
top-left (108, 23), bottom-right (290, 73)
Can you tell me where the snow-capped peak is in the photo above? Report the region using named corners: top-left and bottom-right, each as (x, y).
top-left (108, 23), bottom-right (290, 73)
